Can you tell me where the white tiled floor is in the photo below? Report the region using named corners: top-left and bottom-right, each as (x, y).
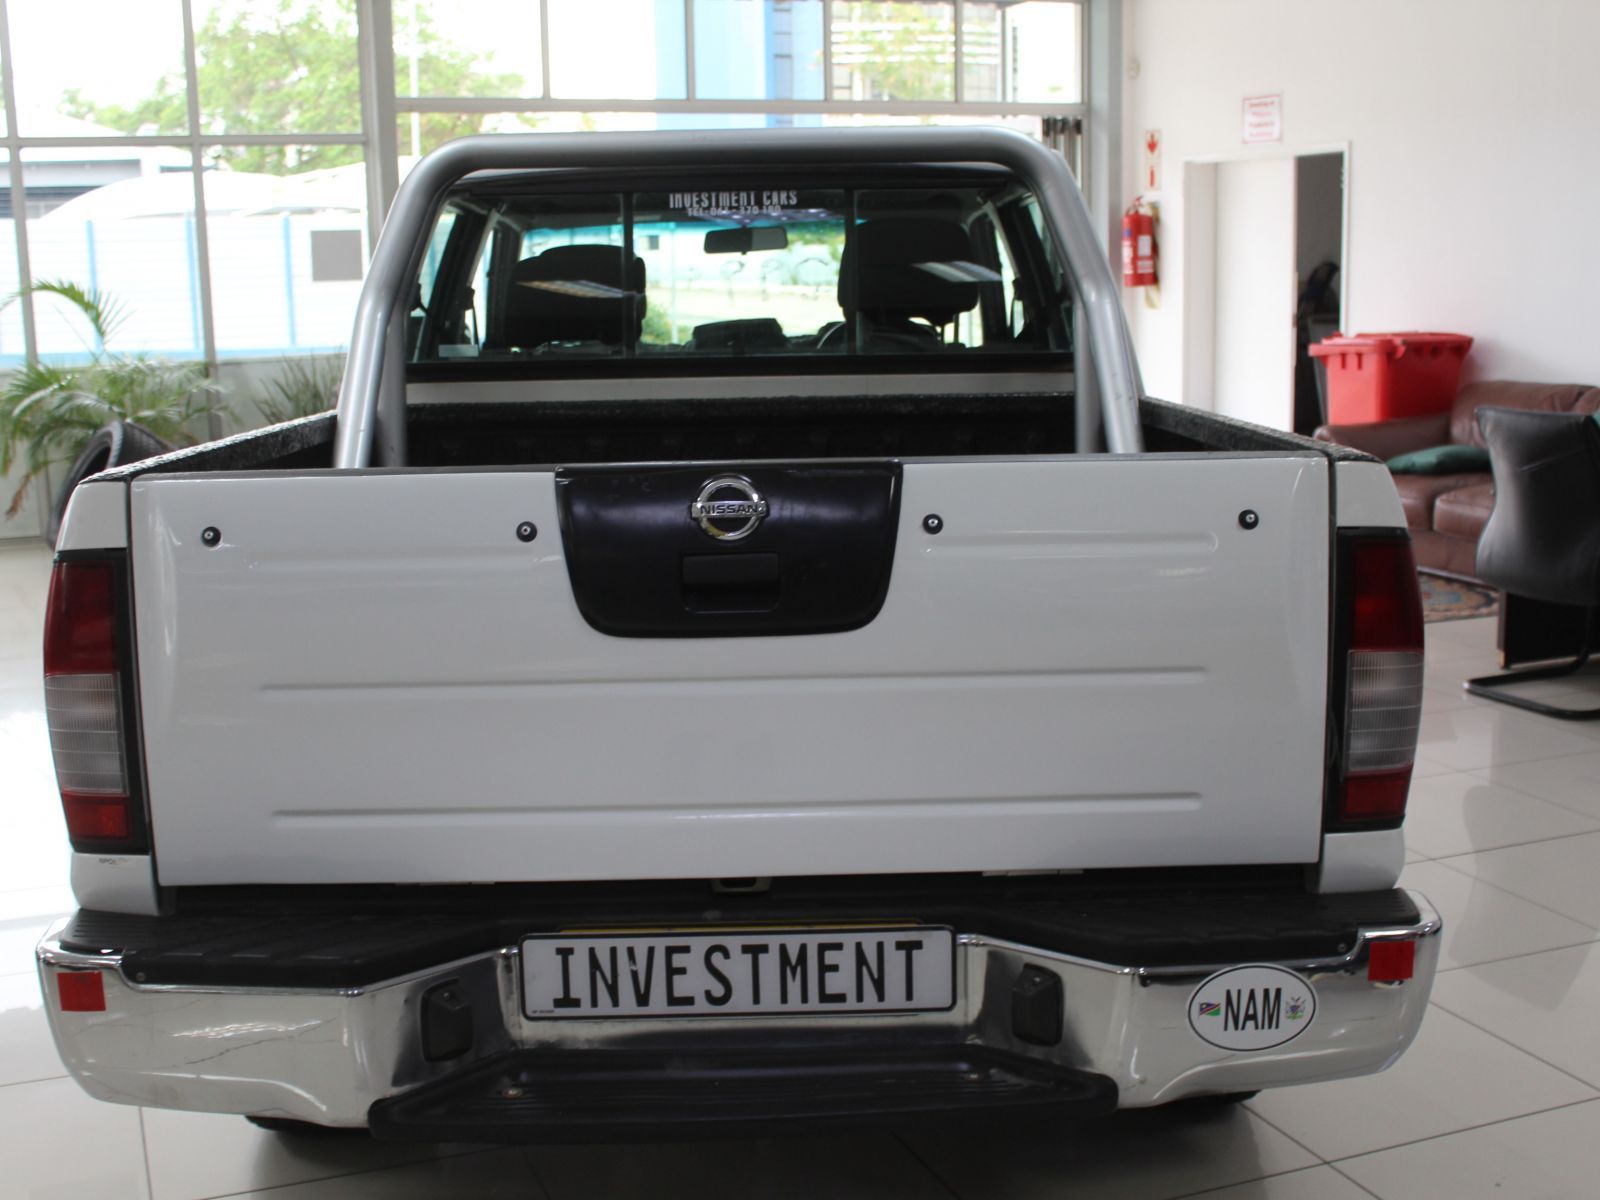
top-left (5, 535), bottom-right (1600, 1198)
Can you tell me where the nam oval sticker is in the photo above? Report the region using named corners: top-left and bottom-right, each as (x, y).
top-left (1187, 965), bottom-right (1317, 1051)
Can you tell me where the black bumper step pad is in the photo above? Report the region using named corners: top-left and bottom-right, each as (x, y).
top-left (367, 1045), bottom-right (1119, 1142)
top-left (60, 881), bottom-right (1422, 990)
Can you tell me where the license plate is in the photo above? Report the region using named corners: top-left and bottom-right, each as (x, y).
top-left (521, 927), bottom-right (955, 1019)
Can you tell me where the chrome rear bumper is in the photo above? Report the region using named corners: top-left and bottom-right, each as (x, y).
top-left (37, 892), bottom-right (1440, 1132)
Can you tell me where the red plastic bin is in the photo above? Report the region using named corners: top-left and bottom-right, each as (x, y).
top-left (1310, 332), bottom-right (1473, 425)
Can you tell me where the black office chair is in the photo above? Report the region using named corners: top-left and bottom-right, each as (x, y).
top-left (1465, 406), bottom-right (1600, 718)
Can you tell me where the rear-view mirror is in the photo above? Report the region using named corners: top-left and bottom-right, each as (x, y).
top-left (704, 226), bottom-right (788, 255)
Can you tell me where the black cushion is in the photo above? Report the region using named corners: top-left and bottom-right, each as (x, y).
top-left (1475, 407), bottom-right (1600, 607)
top-left (501, 245), bottom-right (646, 349)
top-left (838, 219), bottom-right (981, 327)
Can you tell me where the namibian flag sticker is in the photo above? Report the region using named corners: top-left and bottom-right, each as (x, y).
top-left (1187, 964), bottom-right (1318, 1052)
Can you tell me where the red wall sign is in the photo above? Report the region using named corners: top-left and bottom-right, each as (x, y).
top-left (1142, 129), bottom-right (1161, 191)
top-left (1242, 94), bottom-right (1283, 144)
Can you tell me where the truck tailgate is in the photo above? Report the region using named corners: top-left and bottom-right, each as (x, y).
top-left (131, 455), bottom-right (1330, 886)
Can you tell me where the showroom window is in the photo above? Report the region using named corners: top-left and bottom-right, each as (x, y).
top-left (390, 0), bottom-right (1083, 136)
top-left (0, 0), bottom-right (1088, 532)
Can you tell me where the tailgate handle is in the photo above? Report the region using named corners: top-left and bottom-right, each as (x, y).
top-left (682, 552), bottom-right (780, 614)
top-left (682, 553), bottom-right (779, 587)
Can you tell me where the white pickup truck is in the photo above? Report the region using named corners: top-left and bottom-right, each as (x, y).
top-left (37, 127), bottom-right (1438, 1141)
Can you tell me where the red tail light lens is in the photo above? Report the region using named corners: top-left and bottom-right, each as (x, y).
top-left (61, 792), bottom-right (132, 840)
top-left (43, 561), bottom-right (117, 675)
top-left (43, 559), bottom-right (134, 848)
top-left (1350, 540), bottom-right (1425, 653)
top-left (1333, 535), bottom-right (1424, 826)
top-left (1340, 770), bottom-right (1413, 821)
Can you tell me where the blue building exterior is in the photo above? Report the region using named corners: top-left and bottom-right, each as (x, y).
top-left (659, 0), bottom-right (825, 129)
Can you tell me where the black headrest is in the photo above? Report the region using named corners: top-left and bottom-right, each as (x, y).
top-left (838, 219), bottom-right (981, 326)
top-left (501, 244), bottom-right (646, 348)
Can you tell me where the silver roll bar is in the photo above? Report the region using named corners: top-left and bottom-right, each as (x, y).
top-left (334, 126), bottom-right (1144, 468)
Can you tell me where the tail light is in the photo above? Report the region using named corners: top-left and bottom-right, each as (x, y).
top-left (1329, 533), bottom-right (1424, 827)
top-left (43, 556), bottom-right (144, 850)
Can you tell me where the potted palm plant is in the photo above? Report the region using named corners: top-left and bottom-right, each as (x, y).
top-left (0, 280), bottom-right (220, 542)
top-left (255, 353), bottom-right (342, 425)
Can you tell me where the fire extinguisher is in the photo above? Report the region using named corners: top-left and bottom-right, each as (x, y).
top-left (1121, 199), bottom-right (1157, 288)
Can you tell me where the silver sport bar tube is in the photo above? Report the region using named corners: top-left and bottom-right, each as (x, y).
top-left (334, 126), bottom-right (1144, 468)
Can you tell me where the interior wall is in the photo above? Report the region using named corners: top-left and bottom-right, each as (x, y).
top-left (1125, 0), bottom-right (1600, 405)
top-left (1212, 157), bottom-right (1296, 429)
top-left (1180, 161), bottom-right (1217, 411)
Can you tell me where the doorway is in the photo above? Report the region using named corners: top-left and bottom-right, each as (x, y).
top-left (1184, 150), bottom-right (1346, 432)
top-left (1292, 153), bottom-right (1345, 433)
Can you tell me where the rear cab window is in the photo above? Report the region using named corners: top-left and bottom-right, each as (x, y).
top-left (407, 169), bottom-right (1075, 372)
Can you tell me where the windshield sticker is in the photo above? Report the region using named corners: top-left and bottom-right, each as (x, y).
top-left (669, 189), bottom-right (801, 218)
top-left (1187, 964), bottom-right (1317, 1052)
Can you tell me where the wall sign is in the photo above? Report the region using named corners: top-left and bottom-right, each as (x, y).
top-left (1142, 129), bottom-right (1161, 191)
top-left (1242, 94), bottom-right (1283, 144)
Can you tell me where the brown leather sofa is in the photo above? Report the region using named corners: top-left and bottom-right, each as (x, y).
top-left (1315, 381), bottom-right (1600, 579)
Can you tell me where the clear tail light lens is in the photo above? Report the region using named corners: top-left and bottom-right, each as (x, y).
top-left (45, 674), bottom-right (127, 793)
top-left (1346, 650), bottom-right (1425, 773)
top-left (43, 559), bottom-right (136, 848)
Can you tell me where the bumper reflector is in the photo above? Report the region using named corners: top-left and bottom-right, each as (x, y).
top-left (57, 970), bottom-right (107, 1013)
top-left (1367, 940), bottom-right (1416, 983)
